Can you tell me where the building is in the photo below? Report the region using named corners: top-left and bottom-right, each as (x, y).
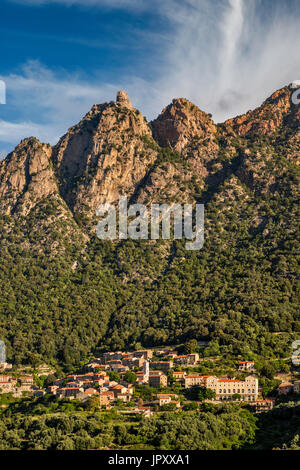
top-left (278, 381), bottom-right (300, 395)
top-left (20, 375), bottom-right (34, 384)
top-left (0, 362), bottom-right (12, 371)
top-left (57, 387), bottom-right (84, 399)
top-left (136, 372), bottom-right (148, 384)
top-left (278, 383), bottom-right (293, 395)
top-left (135, 406), bottom-right (152, 418)
top-left (142, 361), bottom-right (149, 381)
top-left (251, 399), bottom-right (275, 413)
top-left (0, 374), bottom-right (16, 383)
top-left (133, 350), bottom-right (153, 361)
top-left (149, 374), bottom-right (167, 389)
top-left (18, 383), bottom-right (34, 393)
top-left (46, 385), bottom-right (59, 394)
top-left (173, 371), bottom-right (186, 383)
top-left (149, 370), bottom-right (164, 376)
top-left (157, 394), bottom-right (178, 406)
top-left (0, 381), bottom-right (15, 393)
top-left (108, 363), bottom-right (129, 373)
top-left (84, 388), bottom-right (98, 397)
top-left (65, 381), bottom-right (79, 388)
top-left (110, 384), bottom-right (129, 398)
top-left (184, 375), bottom-right (207, 389)
top-left (174, 354), bottom-right (199, 365)
top-left (294, 381), bottom-right (300, 394)
top-left (151, 361), bottom-right (173, 372)
top-left (238, 361), bottom-right (255, 372)
top-left (206, 376), bottom-right (259, 401)
top-left (122, 357), bottom-right (144, 368)
top-left (167, 353), bottom-right (178, 359)
top-left (33, 390), bottom-right (46, 398)
top-left (99, 391), bottom-right (115, 406)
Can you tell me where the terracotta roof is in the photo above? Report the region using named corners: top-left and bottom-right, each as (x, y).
top-left (84, 388), bottom-right (97, 394)
top-left (59, 387), bottom-right (81, 391)
top-left (185, 375), bottom-right (204, 379)
top-left (218, 379), bottom-right (241, 383)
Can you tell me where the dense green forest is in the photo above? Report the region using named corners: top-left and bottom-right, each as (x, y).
top-left (0, 159), bottom-right (298, 369)
top-left (0, 396), bottom-right (299, 450)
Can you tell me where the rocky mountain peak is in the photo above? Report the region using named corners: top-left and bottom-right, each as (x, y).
top-left (224, 85), bottom-right (299, 137)
top-left (0, 137), bottom-right (57, 215)
top-left (116, 90), bottom-right (133, 109)
top-left (151, 98), bottom-right (216, 154)
top-left (52, 92), bottom-right (157, 217)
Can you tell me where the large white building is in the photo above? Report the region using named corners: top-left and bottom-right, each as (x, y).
top-left (184, 374), bottom-right (259, 402)
top-left (206, 376), bottom-right (258, 401)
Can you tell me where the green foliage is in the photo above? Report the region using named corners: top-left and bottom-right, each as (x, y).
top-left (0, 401), bottom-right (258, 450)
top-left (108, 371), bottom-right (121, 382)
top-left (124, 371), bottom-right (137, 384)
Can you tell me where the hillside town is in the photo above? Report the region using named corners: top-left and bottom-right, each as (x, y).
top-left (1, 348), bottom-right (299, 416)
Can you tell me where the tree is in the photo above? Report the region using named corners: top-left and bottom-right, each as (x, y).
top-left (183, 402), bottom-right (198, 411)
top-left (261, 363), bottom-right (276, 380)
top-left (108, 371), bottom-right (120, 382)
top-left (232, 393), bottom-right (242, 401)
top-left (167, 370), bottom-right (174, 385)
top-left (160, 403), bottom-right (177, 411)
top-left (198, 387), bottom-right (216, 402)
top-left (85, 395), bottom-right (100, 411)
top-left (124, 371), bottom-right (137, 384)
top-left (44, 374), bottom-right (57, 387)
top-left (184, 339), bottom-right (198, 354)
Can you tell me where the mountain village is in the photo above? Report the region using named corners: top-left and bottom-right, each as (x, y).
top-left (1, 347), bottom-right (299, 417)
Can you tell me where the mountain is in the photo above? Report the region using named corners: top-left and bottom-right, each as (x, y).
top-left (0, 86), bottom-right (299, 369)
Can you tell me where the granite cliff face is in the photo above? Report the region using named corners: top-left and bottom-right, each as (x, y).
top-left (151, 97), bottom-right (217, 153)
top-left (0, 138), bottom-right (56, 216)
top-left (224, 86), bottom-right (298, 137)
top-left (52, 91), bottom-right (158, 220)
top-left (0, 85), bottom-right (299, 236)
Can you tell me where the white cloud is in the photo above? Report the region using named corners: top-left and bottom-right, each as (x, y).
top-left (0, 61), bottom-right (120, 155)
top-left (153, 0), bottom-right (300, 120)
top-left (2, 0), bottom-right (300, 158)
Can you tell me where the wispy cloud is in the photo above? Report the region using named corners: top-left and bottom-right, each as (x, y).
top-left (0, 61), bottom-right (119, 152)
top-left (2, 0), bottom-right (300, 158)
top-left (154, 0), bottom-right (300, 119)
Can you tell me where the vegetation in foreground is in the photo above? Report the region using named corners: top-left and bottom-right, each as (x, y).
top-left (0, 395), bottom-right (299, 450)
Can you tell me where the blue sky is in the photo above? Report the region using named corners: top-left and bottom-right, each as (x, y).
top-left (1, 0), bottom-right (300, 157)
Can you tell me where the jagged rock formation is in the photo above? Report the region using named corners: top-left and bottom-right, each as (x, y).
top-left (151, 97), bottom-right (217, 153)
top-left (2, 86), bottom-right (298, 222)
top-left (0, 138), bottom-right (56, 215)
top-left (52, 94), bottom-right (158, 220)
top-left (116, 90), bottom-right (133, 109)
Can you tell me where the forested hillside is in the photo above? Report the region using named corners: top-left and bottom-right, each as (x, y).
top-left (0, 86), bottom-right (299, 369)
